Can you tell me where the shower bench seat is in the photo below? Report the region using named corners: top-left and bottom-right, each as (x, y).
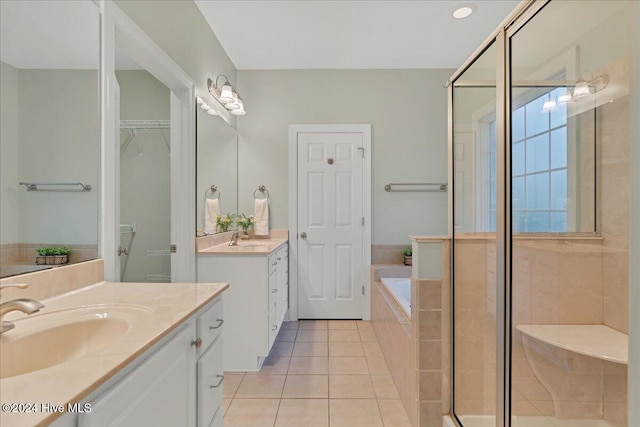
top-left (516, 324), bottom-right (628, 364)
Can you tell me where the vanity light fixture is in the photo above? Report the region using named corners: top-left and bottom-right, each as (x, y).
top-left (572, 79), bottom-right (591, 98)
top-left (452, 3), bottom-right (475, 19)
top-left (541, 98), bottom-right (557, 112)
top-left (557, 89), bottom-right (572, 104)
top-left (207, 75), bottom-right (247, 116)
top-left (196, 95), bottom-right (219, 116)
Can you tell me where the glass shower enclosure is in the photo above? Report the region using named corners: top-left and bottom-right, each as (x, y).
top-left (451, 1), bottom-right (631, 426)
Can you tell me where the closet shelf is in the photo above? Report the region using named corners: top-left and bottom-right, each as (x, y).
top-left (516, 324), bottom-right (628, 364)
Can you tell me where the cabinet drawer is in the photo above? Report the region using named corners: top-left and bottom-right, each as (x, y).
top-left (197, 298), bottom-right (224, 353)
top-left (198, 336), bottom-right (224, 427)
top-left (268, 269), bottom-right (277, 312)
top-left (268, 308), bottom-right (279, 349)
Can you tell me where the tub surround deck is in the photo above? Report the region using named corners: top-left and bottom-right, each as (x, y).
top-left (0, 277), bottom-right (228, 426)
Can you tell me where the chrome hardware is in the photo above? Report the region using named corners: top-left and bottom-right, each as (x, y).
top-left (209, 319), bottom-right (224, 330)
top-left (117, 246), bottom-right (129, 256)
top-left (209, 375), bottom-right (224, 389)
top-left (170, 244), bottom-right (177, 253)
top-left (228, 231), bottom-right (240, 246)
top-left (300, 232), bottom-right (307, 239)
top-left (277, 257), bottom-right (281, 261)
top-left (191, 338), bottom-right (202, 348)
top-left (327, 158), bottom-right (334, 165)
top-left (272, 325), bottom-right (277, 330)
top-left (272, 262), bottom-right (277, 266)
top-left (272, 289), bottom-right (278, 293)
top-left (1, 290), bottom-right (44, 334)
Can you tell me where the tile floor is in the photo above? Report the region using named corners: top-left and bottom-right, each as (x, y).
top-left (222, 319), bottom-right (412, 427)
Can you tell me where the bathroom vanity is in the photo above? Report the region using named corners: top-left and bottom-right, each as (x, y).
top-left (0, 280), bottom-right (228, 427)
top-left (197, 232), bottom-right (288, 371)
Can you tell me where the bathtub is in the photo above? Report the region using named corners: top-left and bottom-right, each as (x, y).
top-left (380, 277), bottom-right (411, 318)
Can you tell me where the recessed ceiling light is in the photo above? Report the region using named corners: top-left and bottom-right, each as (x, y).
top-left (452, 3), bottom-right (475, 19)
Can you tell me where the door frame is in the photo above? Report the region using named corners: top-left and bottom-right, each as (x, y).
top-left (288, 124), bottom-right (372, 321)
top-left (100, 0), bottom-right (196, 282)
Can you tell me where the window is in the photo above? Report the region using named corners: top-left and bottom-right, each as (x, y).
top-left (483, 87), bottom-right (568, 232)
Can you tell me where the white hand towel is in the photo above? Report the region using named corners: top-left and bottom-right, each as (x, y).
top-left (204, 198), bottom-right (220, 234)
top-left (254, 198), bottom-right (269, 236)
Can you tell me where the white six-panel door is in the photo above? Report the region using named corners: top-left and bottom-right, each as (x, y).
top-left (297, 131), bottom-right (365, 319)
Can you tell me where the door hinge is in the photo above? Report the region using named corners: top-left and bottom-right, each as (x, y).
top-left (362, 285), bottom-right (365, 295)
top-left (170, 244), bottom-right (177, 253)
top-left (357, 147), bottom-right (365, 158)
top-left (361, 217), bottom-right (365, 226)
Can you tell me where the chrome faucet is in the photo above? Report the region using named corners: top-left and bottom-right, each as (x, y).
top-left (228, 231), bottom-right (240, 246)
top-left (0, 284), bottom-right (44, 334)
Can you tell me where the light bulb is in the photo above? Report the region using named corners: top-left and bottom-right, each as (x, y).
top-left (541, 99), bottom-right (556, 112)
top-left (573, 80), bottom-right (590, 98)
top-left (219, 83), bottom-right (234, 104)
top-left (557, 90), bottom-right (572, 104)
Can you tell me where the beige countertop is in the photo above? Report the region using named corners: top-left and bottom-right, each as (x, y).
top-left (0, 281), bottom-right (228, 427)
top-left (198, 237), bottom-right (288, 255)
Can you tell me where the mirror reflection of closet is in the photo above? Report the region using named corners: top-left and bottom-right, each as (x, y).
top-left (196, 102), bottom-right (238, 234)
top-left (116, 51), bottom-right (171, 282)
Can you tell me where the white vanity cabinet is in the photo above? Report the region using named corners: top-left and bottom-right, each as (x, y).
top-left (68, 297), bottom-right (225, 427)
top-left (198, 242), bottom-right (288, 371)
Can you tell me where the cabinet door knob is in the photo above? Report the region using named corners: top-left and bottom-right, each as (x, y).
top-left (209, 374), bottom-right (224, 389)
top-left (209, 319), bottom-right (224, 330)
top-left (191, 338), bottom-right (202, 349)
top-left (272, 262), bottom-right (277, 266)
top-left (277, 257), bottom-right (281, 261)
top-left (272, 325), bottom-right (278, 331)
top-left (300, 232), bottom-right (307, 239)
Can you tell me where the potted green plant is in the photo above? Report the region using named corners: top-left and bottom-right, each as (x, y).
top-left (36, 247), bottom-right (70, 265)
top-left (402, 246), bottom-right (412, 266)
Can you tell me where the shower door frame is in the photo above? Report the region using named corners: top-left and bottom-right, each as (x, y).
top-left (448, 1), bottom-right (552, 426)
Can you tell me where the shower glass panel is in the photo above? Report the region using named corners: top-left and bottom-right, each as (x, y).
top-left (452, 42), bottom-right (497, 427)
top-left (509, 1), bottom-right (629, 426)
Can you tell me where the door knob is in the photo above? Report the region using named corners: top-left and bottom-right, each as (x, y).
top-left (300, 232), bottom-right (307, 239)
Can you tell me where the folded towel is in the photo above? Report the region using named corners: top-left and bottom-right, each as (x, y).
top-left (254, 198), bottom-right (269, 236)
top-left (204, 198), bottom-right (220, 234)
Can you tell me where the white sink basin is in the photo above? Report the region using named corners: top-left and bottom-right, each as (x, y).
top-left (0, 304), bottom-right (152, 379)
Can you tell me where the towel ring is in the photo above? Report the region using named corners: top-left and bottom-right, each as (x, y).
top-left (253, 185), bottom-right (270, 200)
top-left (205, 185), bottom-right (220, 199)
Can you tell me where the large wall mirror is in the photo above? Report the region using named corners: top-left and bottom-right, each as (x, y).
top-left (0, 0), bottom-right (100, 278)
top-left (196, 103), bottom-right (238, 234)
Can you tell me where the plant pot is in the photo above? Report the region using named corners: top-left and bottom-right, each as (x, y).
top-left (36, 255), bottom-right (69, 265)
top-left (404, 255), bottom-right (412, 266)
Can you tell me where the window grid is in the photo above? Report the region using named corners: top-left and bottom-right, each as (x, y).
top-left (487, 89), bottom-right (568, 232)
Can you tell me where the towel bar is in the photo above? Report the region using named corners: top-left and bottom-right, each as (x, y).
top-left (254, 185), bottom-right (270, 199)
top-left (205, 185), bottom-right (220, 199)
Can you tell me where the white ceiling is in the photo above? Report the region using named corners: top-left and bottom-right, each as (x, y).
top-left (0, 1), bottom-right (99, 69)
top-left (195, 0), bottom-right (521, 70)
